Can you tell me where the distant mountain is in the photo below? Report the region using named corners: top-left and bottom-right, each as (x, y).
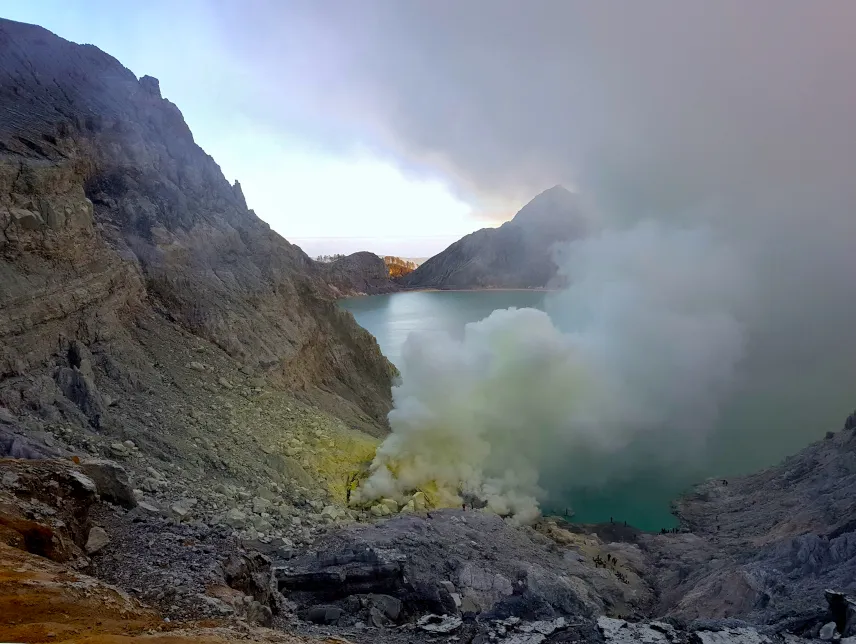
top-left (400, 186), bottom-right (583, 289)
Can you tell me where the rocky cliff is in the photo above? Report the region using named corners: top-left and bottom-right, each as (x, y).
top-left (400, 185), bottom-right (584, 289)
top-left (0, 17), bottom-right (395, 502)
top-left (318, 251), bottom-right (400, 297)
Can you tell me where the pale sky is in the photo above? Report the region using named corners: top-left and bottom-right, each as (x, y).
top-left (1, 1), bottom-right (498, 257)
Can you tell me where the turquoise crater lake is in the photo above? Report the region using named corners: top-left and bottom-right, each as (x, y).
top-left (340, 290), bottom-right (680, 531)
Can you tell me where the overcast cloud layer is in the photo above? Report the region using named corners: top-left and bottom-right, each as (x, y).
top-left (210, 2), bottom-right (856, 210)
top-left (211, 1), bottom-right (856, 469)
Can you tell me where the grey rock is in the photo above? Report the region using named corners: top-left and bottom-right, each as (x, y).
top-left (307, 604), bottom-right (342, 625)
top-left (68, 470), bottom-right (98, 494)
top-left (368, 593), bottom-right (402, 621)
top-left (369, 606), bottom-right (386, 628)
top-left (55, 366), bottom-right (103, 428)
top-left (79, 458), bottom-right (137, 508)
top-left (417, 613), bottom-right (462, 634)
top-left (694, 629), bottom-right (771, 644)
top-left (598, 617), bottom-right (671, 644)
top-left (0, 426), bottom-right (61, 459)
top-left (85, 526), bottom-right (111, 554)
top-left (820, 622), bottom-right (838, 641)
top-left (170, 497), bottom-right (197, 521)
top-left (11, 207), bottom-right (44, 230)
top-left (1, 471), bottom-right (19, 487)
top-left (135, 501), bottom-right (161, 515)
top-left (461, 595), bottom-right (481, 614)
top-left (245, 600), bottom-right (273, 626)
top-left (0, 407), bottom-right (15, 424)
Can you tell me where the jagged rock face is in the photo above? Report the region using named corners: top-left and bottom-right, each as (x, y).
top-left (0, 18), bottom-right (394, 446)
top-left (319, 252), bottom-right (400, 297)
top-left (639, 420), bottom-right (856, 627)
top-left (400, 185), bottom-right (584, 289)
top-left (275, 510), bottom-right (654, 624)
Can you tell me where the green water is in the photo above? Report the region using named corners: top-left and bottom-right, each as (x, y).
top-left (340, 290), bottom-right (679, 531)
top-left (341, 290), bottom-right (548, 366)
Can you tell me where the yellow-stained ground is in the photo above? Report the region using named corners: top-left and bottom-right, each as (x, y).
top-left (0, 542), bottom-right (332, 644)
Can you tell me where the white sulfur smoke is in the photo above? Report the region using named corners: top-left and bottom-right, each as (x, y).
top-left (354, 221), bottom-right (750, 521)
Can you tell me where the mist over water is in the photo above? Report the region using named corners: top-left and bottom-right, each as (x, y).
top-left (342, 223), bottom-right (761, 529)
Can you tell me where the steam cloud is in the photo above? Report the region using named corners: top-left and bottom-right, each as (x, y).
top-left (197, 3), bottom-right (856, 512)
top-left (354, 222), bottom-right (749, 520)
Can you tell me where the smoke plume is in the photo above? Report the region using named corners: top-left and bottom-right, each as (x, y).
top-left (354, 222), bottom-right (750, 520)
top-left (188, 2), bottom-right (856, 517)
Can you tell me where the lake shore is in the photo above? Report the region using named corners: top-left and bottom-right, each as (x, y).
top-left (339, 286), bottom-right (559, 299)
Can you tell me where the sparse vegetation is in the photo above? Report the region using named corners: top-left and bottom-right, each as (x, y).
top-left (383, 255), bottom-right (418, 278)
top-left (314, 253), bottom-right (346, 263)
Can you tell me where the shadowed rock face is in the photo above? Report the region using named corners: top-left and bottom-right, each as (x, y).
top-left (0, 18), bottom-right (394, 447)
top-left (400, 185), bottom-right (584, 290)
top-left (319, 252), bottom-right (400, 297)
top-left (637, 417), bottom-right (856, 628)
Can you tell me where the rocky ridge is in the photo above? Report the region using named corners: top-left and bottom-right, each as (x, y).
top-left (318, 251), bottom-right (400, 297)
top-left (400, 185), bottom-right (584, 290)
top-left (0, 16), bottom-right (395, 510)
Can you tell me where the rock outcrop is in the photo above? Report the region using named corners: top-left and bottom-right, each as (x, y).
top-left (319, 251), bottom-right (400, 297)
top-left (400, 185), bottom-right (584, 289)
top-left (276, 510), bottom-right (652, 624)
top-left (0, 17), bottom-right (395, 508)
top-left (637, 415), bottom-right (856, 629)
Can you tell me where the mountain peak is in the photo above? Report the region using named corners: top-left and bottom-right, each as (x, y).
top-left (510, 184), bottom-right (578, 227)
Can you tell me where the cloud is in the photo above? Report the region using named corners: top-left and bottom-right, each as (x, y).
top-left (212, 2), bottom-right (856, 207)
top-left (353, 221), bottom-right (749, 521)
top-left (211, 2), bottom-right (856, 508)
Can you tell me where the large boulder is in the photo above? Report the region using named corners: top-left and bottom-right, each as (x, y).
top-left (78, 459), bottom-right (137, 508)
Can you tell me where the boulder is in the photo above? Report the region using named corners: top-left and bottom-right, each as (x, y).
top-left (68, 470), bottom-right (98, 494)
top-left (225, 508), bottom-right (249, 528)
top-left (252, 496), bottom-right (271, 514)
top-left (368, 593), bottom-right (402, 621)
top-left (85, 526), bottom-right (110, 554)
top-left (10, 207), bottom-right (44, 230)
top-left (379, 498), bottom-right (399, 513)
top-left (307, 604), bottom-right (342, 625)
top-left (370, 503), bottom-right (391, 517)
top-left (78, 459), bottom-right (137, 508)
top-left (694, 629), bottom-right (772, 644)
top-left (245, 600), bottom-right (273, 626)
top-left (222, 551), bottom-right (275, 617)
top-left (598, 617), bottom-right (670, 644)
top-left (417, 614), bottom-right (462, 634)
top-left (170, 497), bottom-right (197, 521)
top-left (411, 491), bottom-right (428, 510)
top-left (820, 622), bottom-right (838, 641)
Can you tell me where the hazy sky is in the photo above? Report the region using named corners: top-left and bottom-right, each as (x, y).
top-left (2, 0), bottom-right (502, 257)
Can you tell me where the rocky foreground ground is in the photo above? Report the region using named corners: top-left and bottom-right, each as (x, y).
top-left (2, 408), bottom-right (856, 643)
